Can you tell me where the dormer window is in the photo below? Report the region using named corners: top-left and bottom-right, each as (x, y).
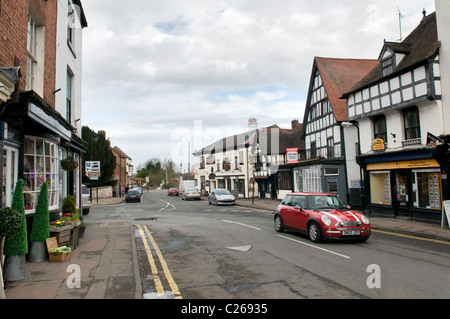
top-left (381, 56), bottom-right (394, 77)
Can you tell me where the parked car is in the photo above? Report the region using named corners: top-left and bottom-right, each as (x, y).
top-left (181, 188), bottom-right (201, 200)
top-left (274, 192), bottom-right (371, 243)
top-left (168, 188), bottom-right (179, 196)
top-left (126, 189), bottom-right (141, 203)
top-left (208, 189), bottom-right (235, 205)
top-left (132, 186), bottom-right (143, 195)
top-left (81, 184), bottom-right (91, 215)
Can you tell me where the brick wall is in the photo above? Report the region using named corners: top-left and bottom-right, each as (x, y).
top-left (0, 0), bottom-right (28, 91)
top-left (0, 0), bottom-right (57, 108)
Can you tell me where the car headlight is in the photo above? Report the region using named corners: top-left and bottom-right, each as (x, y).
top-left (361, 215), bottom-right (370, 225)
top-left (321, 215), bottom-right (331, 226)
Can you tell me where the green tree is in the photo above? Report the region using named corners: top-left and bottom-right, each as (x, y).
top-left (3, 179), bottom-right (28, 256)
top-left (136, 158), bottom-right (179, 189)
top-left (81, 126), bottom-right (116, 186)
top-left (30, 182), bottom-right (49, 242)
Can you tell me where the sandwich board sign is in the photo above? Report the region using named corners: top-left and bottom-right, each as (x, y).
top-left (442, 200), bottom-right (450, 229)
top-left (86, 161), bottom-right (100, 180)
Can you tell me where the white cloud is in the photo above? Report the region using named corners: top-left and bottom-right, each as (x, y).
top-left (81, 0), bottom-right (435, 169)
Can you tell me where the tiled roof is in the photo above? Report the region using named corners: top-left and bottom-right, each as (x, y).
top-left (343, 12), bottom-right (439, 97)
top-left (315, 57), bottom-right (378, 121)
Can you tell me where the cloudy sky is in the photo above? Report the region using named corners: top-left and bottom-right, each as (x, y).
top-left (81, 0), bottom-right (435, 171)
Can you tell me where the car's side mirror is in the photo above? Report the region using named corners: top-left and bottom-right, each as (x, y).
top-left (347, 205), bottom-right (351, 209)
top-left (294, 205), bottom-right (302, 212)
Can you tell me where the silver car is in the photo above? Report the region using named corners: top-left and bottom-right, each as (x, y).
top-left (181, 188), bottom-right (201, 200)
top-left (208, 188), bottom-right (235, 205)
top-left (81, 184), bottom-right (92, 215)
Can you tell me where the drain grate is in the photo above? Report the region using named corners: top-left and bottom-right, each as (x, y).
top-left (134, 217), bottom-right (158, 221)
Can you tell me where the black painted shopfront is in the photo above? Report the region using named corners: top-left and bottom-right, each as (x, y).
top-left (359, 146), bottom-right (448, 223)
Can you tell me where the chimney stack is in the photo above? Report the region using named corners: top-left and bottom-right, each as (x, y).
top-left (248, 118), bottom-right (258, 131)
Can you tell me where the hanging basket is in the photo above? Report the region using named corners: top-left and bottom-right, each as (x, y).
top-left (60, 157), bottom-right (79, 171)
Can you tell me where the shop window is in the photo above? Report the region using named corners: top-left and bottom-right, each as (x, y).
top-left (2, 146), bottom-right (19, 208)
top-left (278, 171), bottom-right (292, 190)
top-left (302, 167), bottom-right (321, 193)
top-left (23, 137), bottom-right (59, 213)
top-left (412, 171), bottom-right (441, 210)
top-left (370, 171), bottom-right (391, 205)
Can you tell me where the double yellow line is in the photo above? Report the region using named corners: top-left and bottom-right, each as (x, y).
top-left (136, 224), bottom-right (182, 299)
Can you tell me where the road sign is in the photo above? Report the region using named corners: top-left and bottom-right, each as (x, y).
top-left (86, 161), bottom-right (100, 173)
top-left (86, 171), bottom-right (100, 180)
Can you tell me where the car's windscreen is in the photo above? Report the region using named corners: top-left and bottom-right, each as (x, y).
top-left (307, 195), bottom-right (346, 210)
top-left (215, 189), bottom-right (231, 195)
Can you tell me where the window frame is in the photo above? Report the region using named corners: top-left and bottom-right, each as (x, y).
top-left (403, 106), bottom-right (421, 141)
top-left (373, 114), bottom-right (387, 143)
top-left (23, 137), bottom-right (60, 214)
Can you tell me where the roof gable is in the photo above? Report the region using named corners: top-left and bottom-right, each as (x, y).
top-left (343, 12), bottom-right (439, 96)
top-left (304, 57), bottom-right (378, 124)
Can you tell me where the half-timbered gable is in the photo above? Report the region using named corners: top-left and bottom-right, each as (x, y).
top-left (296, 57), bottom-right (377, 205)
top-left (341, 11), bottom-right (448, 222)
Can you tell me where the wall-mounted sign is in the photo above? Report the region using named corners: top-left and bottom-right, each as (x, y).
top-left (366, 158), bottom-right (440, 171)
top-left (286, 148), bottom-right (299, 164)
top-left (372, 138), bottom-right (385, 151)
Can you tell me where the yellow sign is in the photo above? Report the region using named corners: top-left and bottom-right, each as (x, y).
top-left (367, 159), bottom-right (440, 170)
top-left (372, 138), bottom-right (385, 151)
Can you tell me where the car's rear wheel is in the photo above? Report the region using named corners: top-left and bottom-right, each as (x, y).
top-left (308, 222), bottom-right (322, 243)
top-left (274, 215), bottom-right (284, 233)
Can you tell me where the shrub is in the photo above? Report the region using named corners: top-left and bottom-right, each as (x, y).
top-left (62, 195), bottom-right (79, 221)
top-left (30, 182), bottom-right (50, 242)
top-left (3, 179), bottom-right (28, 256)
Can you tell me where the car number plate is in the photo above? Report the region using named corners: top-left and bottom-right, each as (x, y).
top-left (343, 230), bottom-right (360, 236)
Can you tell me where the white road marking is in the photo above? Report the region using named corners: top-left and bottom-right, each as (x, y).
top-left (159, 199), bottom-right (176, 211)
top-left (222, 220), bottom-right (261, 230)
top-left (277, 235), bottom-right (350, 259)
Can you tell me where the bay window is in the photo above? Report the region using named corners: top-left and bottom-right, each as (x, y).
top-left (23, 137), bottom-right (59, 212)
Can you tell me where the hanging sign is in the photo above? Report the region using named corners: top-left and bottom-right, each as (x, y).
top-left (286, 148), bottom-right (299, 164)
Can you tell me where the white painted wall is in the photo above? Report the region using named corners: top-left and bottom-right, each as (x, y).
top-left (55, 1), bottom-right (85, 135)
top-left (436, 0), bottom-right (450, 135)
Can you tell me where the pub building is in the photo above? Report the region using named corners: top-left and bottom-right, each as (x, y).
top-left (341, 11), bottom-right (448, 222)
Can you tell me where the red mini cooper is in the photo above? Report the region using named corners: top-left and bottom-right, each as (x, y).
top-left (274, 192), bottom-right (371, 243)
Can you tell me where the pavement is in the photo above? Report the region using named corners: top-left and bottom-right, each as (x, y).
top-left (3, 194), bottom-right (449, 299)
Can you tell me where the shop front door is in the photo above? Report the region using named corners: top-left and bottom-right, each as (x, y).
top-left (393, 170), bottom-right (410, 218)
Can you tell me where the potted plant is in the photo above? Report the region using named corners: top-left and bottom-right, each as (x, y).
top-left (62, 195), bottom-right (79, 224)
top-left (60, 157), bottom-right (79, 171)
top-left (78, 221), bottom-right (86, 238)
top-left (61, 195), bottom-right (80, 249)
top-left (28, 182), bottom-right (50, 262)
top-left (0, 206), bottom-right (23, 299)
top-left (3, 179), bottom-right (28, 281)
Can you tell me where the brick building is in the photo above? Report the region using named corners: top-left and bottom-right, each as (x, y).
top-left (0, 0), bottom-right (87, 219)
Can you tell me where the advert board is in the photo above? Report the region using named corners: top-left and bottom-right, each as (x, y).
top-left (442, 200), bottom-right (450, 229)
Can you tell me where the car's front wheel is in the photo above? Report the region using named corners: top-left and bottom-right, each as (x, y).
top-left (274, 215), bottom-right (284, 233)
top-left (308, 222), bottom-right (322, 243)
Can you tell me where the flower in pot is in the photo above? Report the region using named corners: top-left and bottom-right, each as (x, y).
top-left (2, 179), bottom-right (28, 281)
top-left (29, 182), bottom-right (50, 262)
